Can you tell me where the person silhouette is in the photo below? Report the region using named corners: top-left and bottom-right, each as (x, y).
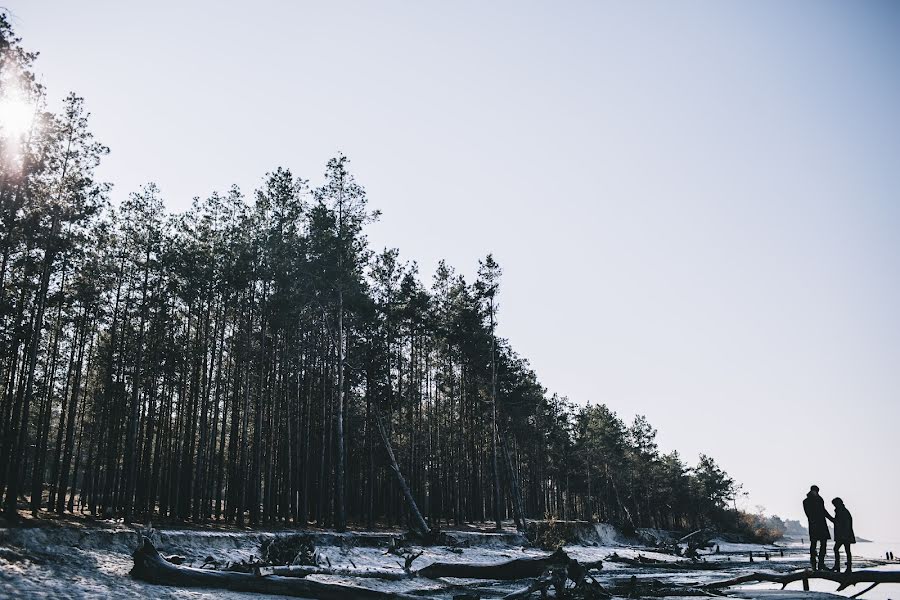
top-left (803, 485), bottom-right (834, 570)
top-left (831, 498), bottom-right (855, 573)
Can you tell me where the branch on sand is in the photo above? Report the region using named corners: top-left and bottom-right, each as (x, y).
top-left (703, 568), bottom-right (900, 594)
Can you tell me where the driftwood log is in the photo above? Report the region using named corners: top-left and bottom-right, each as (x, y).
top-left (257, 548), bottom-right (595, 582)
top-left (416, 548), bottom-right (580, 580)
top-left (131, 537), bottom-right (419, 600)
top-left (704, 569), bottom-right (900, 593)
top-left (256, 564), bottom-right (412, 580)
top-left (605, 553), bottom-right (731, 571)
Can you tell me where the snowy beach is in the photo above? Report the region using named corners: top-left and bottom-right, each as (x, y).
top-left (2, 520), bottom-right (898, 599)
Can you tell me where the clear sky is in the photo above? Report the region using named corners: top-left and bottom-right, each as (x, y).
top-left (9, 1), bottom-right (900, 540)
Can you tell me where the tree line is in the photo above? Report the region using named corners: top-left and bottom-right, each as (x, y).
top-left (0, 14), bottom-right (752, 535)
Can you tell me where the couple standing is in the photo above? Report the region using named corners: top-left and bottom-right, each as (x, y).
top-left (803, 484), bottom-right (856, 572)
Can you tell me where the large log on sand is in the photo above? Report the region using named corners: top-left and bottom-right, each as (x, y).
top-left (258, 548), bottom-right (587, 582)
top-left (257, 564), bottom-right (413, 580)
top-left (605, 553), bottom-right (732, 570)
top-left (131, 537), bottom-right (418, 600)
top-left (416, 548), bottom-right (578, 580)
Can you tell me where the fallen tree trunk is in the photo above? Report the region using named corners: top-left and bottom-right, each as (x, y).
top-left (416, 548), bottom-right (575, 580)
top-left (260, 548), bottom-right (601, 584)
top-left (131, 537), bottom-right (418, 600)
top-left (372, 401), bottom-right (432, 539)
top-left (132, 537), bottom-right (607, 598)
top-left (677, 530), bottom-right (705, 544)
top-left (256, 564), bottom-right (412, 580)
top-left (704, 569), bottom-right (900, 592)
top-left (605, 553), bottom-right (731, 570)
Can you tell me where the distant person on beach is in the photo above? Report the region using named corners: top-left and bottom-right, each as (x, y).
top-left (832, 497), bottom-right (855, 573)
top-left (803, 485), bottom-right (834, 570)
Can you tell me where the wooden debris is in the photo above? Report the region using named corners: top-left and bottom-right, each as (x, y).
top-left (416, 548), bottom-right (571, 580)
top-left (604, 553), bottom-right (731, 571)
top-left (131, 537), bottom-right (419, 600)
top-left (703, 568), bottom-right (900, 592)
top-left (255, 564), bottom-right (412, 580)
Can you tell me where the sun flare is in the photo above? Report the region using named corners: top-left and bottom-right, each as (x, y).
top-left (0, 94), bottom-right (34, 139)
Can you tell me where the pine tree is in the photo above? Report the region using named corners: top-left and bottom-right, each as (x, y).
top-left (0, 16), bottom-right (750, 535)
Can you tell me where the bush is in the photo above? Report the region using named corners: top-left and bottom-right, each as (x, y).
top-left (260, 534), bottom-right (317, 566)
top-left (526, 519), bottom-right (577, 550)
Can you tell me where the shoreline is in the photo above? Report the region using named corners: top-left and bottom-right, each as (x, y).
top-left (1, 517), bottom-right (899, 599)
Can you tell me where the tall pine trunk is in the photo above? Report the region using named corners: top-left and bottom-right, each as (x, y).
top-left (5, 210), bottom-right (60, 519)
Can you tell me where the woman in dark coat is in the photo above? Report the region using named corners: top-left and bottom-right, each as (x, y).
top-left (832, 497), bottom-right (856, 572)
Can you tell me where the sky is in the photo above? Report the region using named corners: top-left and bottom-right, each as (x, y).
top-left (7, 1), bottom-right (900, 540)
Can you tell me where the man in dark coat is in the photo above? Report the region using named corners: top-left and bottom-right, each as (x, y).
top-left (803, 485), bottom-right (834, 570)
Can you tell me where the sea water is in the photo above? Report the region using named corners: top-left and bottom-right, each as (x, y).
top-left (855, 541), bottom-right (900, 562)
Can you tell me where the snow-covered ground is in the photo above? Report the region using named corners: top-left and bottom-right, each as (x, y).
top-left (1, 519), bottom-right (898, 599)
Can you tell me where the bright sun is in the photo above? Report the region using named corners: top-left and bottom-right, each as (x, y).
top-left (0, 95), bottom-right (34, 139)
